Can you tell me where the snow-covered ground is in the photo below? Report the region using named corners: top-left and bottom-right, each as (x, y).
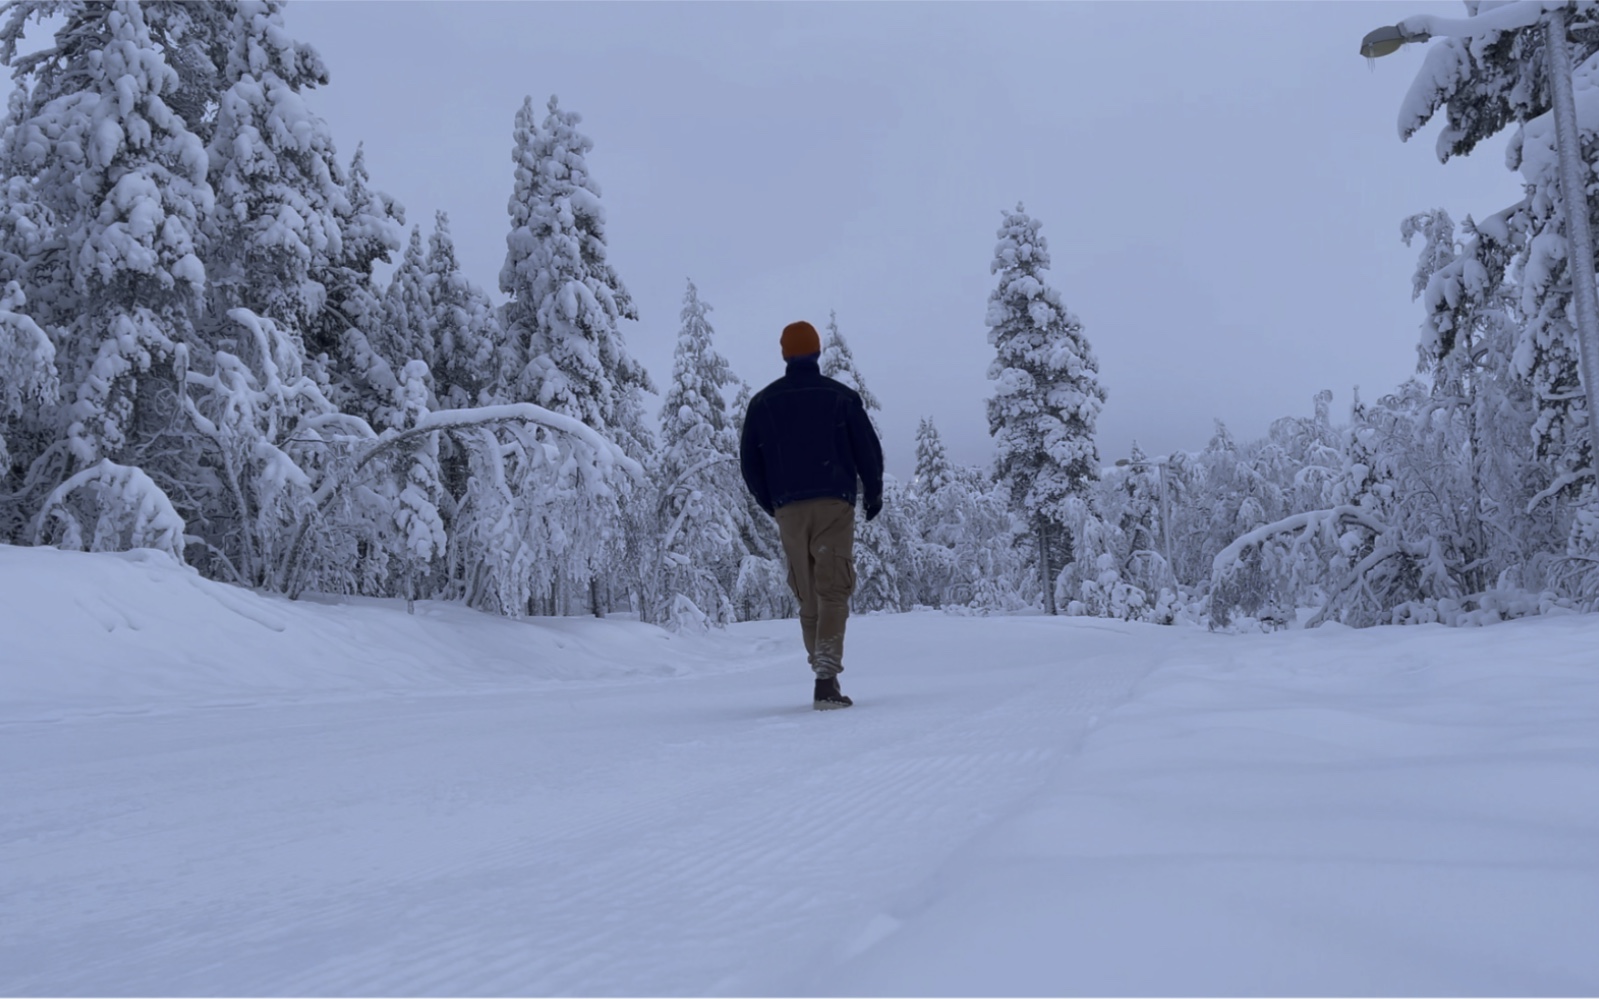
top-left (2, 544), bottom-right (1596, 996)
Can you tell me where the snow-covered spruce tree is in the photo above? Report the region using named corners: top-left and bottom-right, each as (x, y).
top-left (1200, 399), bottom-right (1373, 631)
top-left (203, 0), bottom-right (339, 333)
top-left (650, 279), bottom-right (745, 630)
top-left (818, 311), bottom-right (912, 611)
top-left (729, 378), bottom-right (792, 620)
top-left (0, 85), bottom-right (60, 541)
top-left (912, 421), bottom-right (1022, 611)
top-left (425, 211), bottom-right (502, 411)
top-left (910, 417), bottom-right (959, 605)
top-left (167, 0), bottom-right (362, 587)
top-left (498, 94), bottom-right (652, 614)
top-left (985, 204), bottom-right (1107, 614)
top-left (422, 210), bottom-right (508, 601)
top-left (148, 2), bottom-right (232, 145)
top-left (273, 139), bottom-right (409, 595)
top-left (499, 94), bottom-right (652, 449)
top-left (0, 1), bottom-right (214, 562)
top-left (957, 465), bottom-right (1029, 613)
top-left (381, 359), bottom-right (447, 606)
top-left (908, 417), bottom-right (1020, 610)
top-left (820, 310), bottom-right (882, 420)
top-left (319, 225), bottom-right (448, 605)
top-left (853, 474), bottom-right (918, 613)
top-left (1396, 5), bottom-right (1599, 589)
top-left (1160, 435), bottom-right (1231, 623)
top-left (914, 417), bottom-right (955, 499)
top-left (0, 86), bottom-right (35, 286)
top-left (377, 226), bottom-right (433, 375)
top-left (306, 143), bottom-right (404, 422)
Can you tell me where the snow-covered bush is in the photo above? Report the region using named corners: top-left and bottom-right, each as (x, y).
top-left (35, 459), bottom-right (186, 561)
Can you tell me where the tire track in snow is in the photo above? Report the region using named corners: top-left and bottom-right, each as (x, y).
top-left (1, 620), bottom-right (1158, 996)
top-left (268, 647), bottom-right (1150, 996)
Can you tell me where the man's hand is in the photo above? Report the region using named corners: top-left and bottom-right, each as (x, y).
top-left (864, 496), bottom-right (883, 522)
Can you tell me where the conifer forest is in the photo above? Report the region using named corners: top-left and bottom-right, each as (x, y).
top-left (3, 0), bottom-right (1599, 632)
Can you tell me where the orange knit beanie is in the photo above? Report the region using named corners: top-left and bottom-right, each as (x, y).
top-left (781, 320), bottom-right (821, 359)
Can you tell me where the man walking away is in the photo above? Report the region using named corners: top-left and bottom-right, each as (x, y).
top-left (740, 320), bottom-right (884, 710)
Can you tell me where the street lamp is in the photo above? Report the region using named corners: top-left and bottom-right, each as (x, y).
top-left (1363, 7), bottom-right (1599, 475)
top-left (1359, 23), bottom-right (1430, 59)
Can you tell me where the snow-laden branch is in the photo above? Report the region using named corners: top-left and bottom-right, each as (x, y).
top-left (1526, 467), bottom-right (1596, 511)
top-left (656, 453), bottom-right (736, 515)
top-left (1394, 4), bottom-right (1571, 146)
top-left (1210, 505), bottom-right (1389, 576)
top-left (0, 285), bottom-right (58, 416)
top-left (414, 404), bottom-right (644, 481)
top-left (1397, 1), bottom-right (1555, 40)
top-left (296, 412), bottom-right (382, 441)
top-left (280, 404), bottom-right (641, 599)
top-left (1301, 546), bottom-right (1412, 630)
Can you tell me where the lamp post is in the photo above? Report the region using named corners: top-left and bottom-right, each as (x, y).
top-left (1363, 7), bottom-right (1599, 474)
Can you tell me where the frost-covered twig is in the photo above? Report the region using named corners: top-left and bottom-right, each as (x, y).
top-left (183, 534), bottom-right (247, 587)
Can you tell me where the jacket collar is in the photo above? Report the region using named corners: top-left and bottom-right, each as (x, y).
top-left (785, 353), bottom-right (821, 375)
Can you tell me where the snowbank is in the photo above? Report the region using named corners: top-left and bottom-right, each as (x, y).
top-left (0, 543), bottom-right (757, 722)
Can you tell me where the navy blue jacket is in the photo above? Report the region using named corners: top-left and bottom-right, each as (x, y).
top-left (739, 355), bottom-right (884, 517)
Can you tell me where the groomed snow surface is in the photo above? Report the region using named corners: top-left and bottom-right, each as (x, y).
top-left (3, 544), bottom-right (1597, 997)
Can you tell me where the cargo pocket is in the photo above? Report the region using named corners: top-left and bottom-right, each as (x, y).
top-left (821, 554), bottom-right (857, 601)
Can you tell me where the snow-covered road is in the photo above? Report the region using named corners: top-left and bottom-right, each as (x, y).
top-left (2, 598), bottom-right (1157, 995)
top-left (3, 546), bottom-right (1597, 996)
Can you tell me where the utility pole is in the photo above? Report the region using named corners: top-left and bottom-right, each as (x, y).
top-left (1116, 457), bottom-right (1173, 573)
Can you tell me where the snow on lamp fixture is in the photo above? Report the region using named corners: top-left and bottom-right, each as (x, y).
top-left (1359, 24), bottom-right (1429, 59)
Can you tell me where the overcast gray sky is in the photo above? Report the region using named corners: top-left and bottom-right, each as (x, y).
top-left (285, 1), bottom-right (1521, 477)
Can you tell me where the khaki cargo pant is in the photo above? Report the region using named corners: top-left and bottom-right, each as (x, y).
top-left (774, 497), bottom-right (857, 678)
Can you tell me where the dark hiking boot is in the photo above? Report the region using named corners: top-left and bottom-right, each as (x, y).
top-left (814, 676), bottom-right (853, 710)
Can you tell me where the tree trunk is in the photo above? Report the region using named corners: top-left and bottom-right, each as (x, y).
top-left (1039, 519), bottom-right (1057, 615)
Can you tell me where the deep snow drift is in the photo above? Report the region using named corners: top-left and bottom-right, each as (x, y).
top-left (2, 544), bottom-right (1596, 996)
